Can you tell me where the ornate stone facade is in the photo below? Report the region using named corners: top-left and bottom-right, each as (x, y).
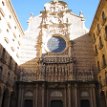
top-left (17, 1), bottom-right (97, 107)
top-left (1, 0), bottom-right (107, 107)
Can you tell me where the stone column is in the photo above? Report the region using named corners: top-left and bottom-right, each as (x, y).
top-left (18, 85), bottom-right (24, 107)
top-left (93, 86), bottom-right (97, 107)
top-left (67, 84), bottom-right (71, 107)
top-left (36, 84), bottom-right (38, 107)
top-left (42, 84), bottom-right (45, 107)
top-left (7, 92), bottom-right (11, 107)
top-left (64, 86), bottom-right (67, 107)
top-left (74, 84), bottom-right (78, 107)
top-left (0, 87), bottom-right (4, 107)
top-left (89, 84), bottom-right (96, 107)
top-left (68, 41), bottom-right (72, 57)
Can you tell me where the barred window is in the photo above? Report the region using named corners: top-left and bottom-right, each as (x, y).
top-left (97, 24), bottom-right (100, 34)
top-left (102, 54), bottom-right (106, 68)
top-left (2, 48), bottom-right (5, 59)
top-left (97, 61), bottom-right (100, 71)
top-left (92, 33), bottom-right (96, 43)
top-left (95, 45), bottom-right (98, 55)
top-left (102, 11), bottom-right (106, 22)
top-left (99, 37), bottom-right (103, 49)
top-left (105, 26), bottom-right (107, 40)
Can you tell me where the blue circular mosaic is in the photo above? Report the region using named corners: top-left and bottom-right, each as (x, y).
top-left (47, 36), bottom-right (66, 53)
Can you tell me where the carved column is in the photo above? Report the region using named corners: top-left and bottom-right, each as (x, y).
top-left (67, 84), bottom-right (71, 107)
top-left (64, 86), bottom-right (67, 107)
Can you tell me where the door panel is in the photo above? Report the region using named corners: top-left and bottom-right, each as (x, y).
top-left (51, 100), bottom-right (63, 107)
top-left (24, 100), bottom-right (33, 107)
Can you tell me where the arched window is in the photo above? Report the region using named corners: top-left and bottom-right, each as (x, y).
top-left (102, 54), bottom-right (106, 68)
top-left (92, 33), bottom-right (96, 43)
top-left (105, 26), bottom-right (107, 40)
top-left (2, 48), bottom-right (5, 60)
top-left (102, 11), bottom-right (106, 21)
top-left (97, 61), bottom-right (100, 71)
top-left (97, 24), bottom-right (100, 34)
top-left (95, 45), bottom-right (98, 55)
top-left (99, 37), bottom-right (103, 49)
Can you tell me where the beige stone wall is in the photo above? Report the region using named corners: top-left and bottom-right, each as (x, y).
top-left (90, 0), bottom-right (107, 106)
top-left (73, 33), bottom-right (96, 80)
top-left (0, 0), bottom-right (24, 64)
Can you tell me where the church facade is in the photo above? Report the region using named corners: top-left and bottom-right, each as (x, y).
top-left (17, 1), bottom-right (97, 107)
top-left (1, 0), bottom-right (107, 107)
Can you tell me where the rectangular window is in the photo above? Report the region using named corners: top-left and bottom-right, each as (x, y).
top-left (102, 54), bottom-right (106, 68)
top-left (105, 72), bottom-right (107, 85)
top-left (0, 8), bottom-right (5, 17)
top-left (4, 37), bottom-right (9, 43)
top-left (0, 66), bottom-right (3, 80)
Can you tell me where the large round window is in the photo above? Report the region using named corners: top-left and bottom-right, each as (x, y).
top-left (47, 36), bottom-right (66, 53)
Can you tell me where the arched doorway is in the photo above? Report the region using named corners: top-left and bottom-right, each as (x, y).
top-left (24, 99), bottom-right (33, 107)
top-left (80, 99), bottom-right (90, 107)
top-left (24, 91), bottom-right (33, 107)
top-left (51, 100), bottom-right (63, 107)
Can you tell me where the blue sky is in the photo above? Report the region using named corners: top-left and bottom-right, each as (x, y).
top-left (11, 0), bottom-right (99, 30)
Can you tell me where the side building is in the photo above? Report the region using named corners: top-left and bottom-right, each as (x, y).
top-left (90, 0), bottom-right (107, 107)
top-left (0, 0), bottom-right (24, 64)
top-left (0, 0), bottom-right (24, 107)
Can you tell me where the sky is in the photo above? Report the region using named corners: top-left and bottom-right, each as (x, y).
top-left (11, 0), bottom-right (99, 30)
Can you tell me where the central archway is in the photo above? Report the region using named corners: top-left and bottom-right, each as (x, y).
top-left (51, 100), bottom-right (63, 107)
